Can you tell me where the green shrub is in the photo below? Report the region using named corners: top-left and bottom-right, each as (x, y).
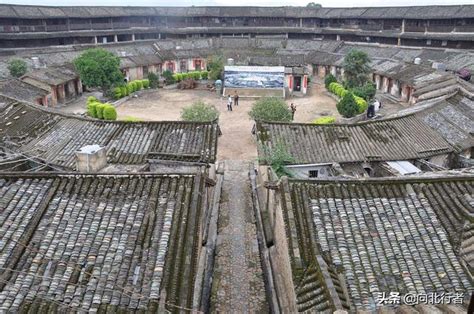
top-left (87, 96), bottom-right (98, 104)
top-left (142, 79), bottom-right (150, 89)
top-left (95, 103), bottom-right (107, 119)
top-left (337, 93), bottom-right (359, 118)
top-left (8, 59), bottom-right (27, 78)
top-left (351, 82), bottom-right (376, 102)
top-left (113, 87), bottom-right (122, 99)
top-left (173, 73), bottom-right (181, 82)
top-left (103, 104), bottom-right (117, 120)
top-left (249, 97), bottom-right (292, 122)
top-left (201, 70), bottom-right (208, 80)
top-left (182, 73), bottom-right (189, 80)
top-left (190, 71), bottom-right (201, 80)
top-left (148, 72), bottom-right (159, 88)
top-left (313, 116), bottom-right (336, 125)
top-left (135, 80), bottom-right (143, 90)
top-left (181, 101), bottom-right (220, 122)
top-left (121, 86), bottom-right (128, 97)
top-left (258, 140), bottom-right (295, 177)
top-left (354, 96), bottom-right (368, 114)
top-left (324, 74), bottom-right (337, 89)
top-left (162, 70), bottom-right (175, 85)
top-left (126, 82), bottom-right (134, 94)
top-left (87, 101), bottom-right (98, 118)
top-left (328, 82), bottom-right (338, 94)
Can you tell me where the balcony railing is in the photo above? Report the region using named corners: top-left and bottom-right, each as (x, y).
top-left (405, 25), bottom-right (426, 32)
top-left (69, 23), bottom-right (91, 30)
top-left (90, 23), bottom-right (112, 30)
top-left (46, 24), bottom-right (68, 32)
top-left (455, 25), bottom-right (474, 32)
top-left (427, 25), bottom-right (455, 32)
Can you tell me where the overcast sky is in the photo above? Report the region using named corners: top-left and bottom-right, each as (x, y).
top-left (1, 0), bottom-right (473, 7)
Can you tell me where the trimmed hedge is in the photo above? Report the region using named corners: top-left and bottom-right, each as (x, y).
top-left (85, 100), bottom-right (117, 121)
top-left (96, 103), bottom-right (106, 119)
top-left (103, 104), bottom-right (117, 120)
top-left (87, 101), bottom-right (98, 118)
top-left (313, 116), bottom-right (336, 125)
top-left (328, 82), bottom-right (367, 114)
top-left (172, 71), bottom-right (208, 82)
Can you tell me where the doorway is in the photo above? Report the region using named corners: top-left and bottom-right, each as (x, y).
top-left (293, 76), bottom-right (302, 92)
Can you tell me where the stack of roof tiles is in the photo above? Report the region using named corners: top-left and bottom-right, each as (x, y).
top-left (0, 172), bottom-right (206, 312)
top-left (0, 101), bottom-right (219, 169)
top-left (279, 176), bottom-right (473, 312)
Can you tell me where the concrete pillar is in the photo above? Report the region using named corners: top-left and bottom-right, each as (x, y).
top-left (336, 34), bottom-right (341, 41)
top-left (401, 19), bottom-right (405, 33)
top-left (114, 34), bottom-right (118, 42)
top-left (397, 37), bottom-right (401, 46)
top-left (94, 36), bottom-right (98, 44)
top-left (132, 33), bottom-right (136, 41)
top-left (77, 79), bottom-right (83, 94)
top-left (382, 77), bottom-right (390, 93)
top-left (57, 84), bottom-right (66, 103)
top-left (300, 18), bottom-right (303, 27)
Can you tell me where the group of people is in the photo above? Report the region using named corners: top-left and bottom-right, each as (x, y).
top-left (226, 92), bottom-right (239, 111)
top-left (367, 99), bottom-right (382, 118)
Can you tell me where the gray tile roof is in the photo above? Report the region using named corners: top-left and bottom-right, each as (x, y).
top-left (256, 114), bottom-right (454, 165)
top-left (280, 176), bottom-right (473, 311)
top-left (0, 101), bottom-right (219, 169)
top-left (0, 4), bottom-right (473, 19)
top-left (0, 79), bottom-right (49, 103)
top-left (0, 172), bottom-right (207, 311)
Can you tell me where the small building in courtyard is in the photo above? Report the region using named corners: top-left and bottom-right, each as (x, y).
top-left (20, 65), bottom-right (82, 106)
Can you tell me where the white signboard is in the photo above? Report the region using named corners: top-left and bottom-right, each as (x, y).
top-left (224, 66), bottom-right (285, 89)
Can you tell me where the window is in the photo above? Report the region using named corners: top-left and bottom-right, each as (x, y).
top-left (309, 170), bottom-right (319, 178)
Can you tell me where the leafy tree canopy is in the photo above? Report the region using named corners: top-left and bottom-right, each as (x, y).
top-left (259, 140), bottom-right (295, 177)
top-left (8, 59), bottom-right (27, 78)
top-left (207, 55), bottom-right (224, 80)
top-left (306, 2), bottom-right (322, 7)
top-left (73, 48), bottom-right (123, 93)
top-left (336, 92), bottom-right (359, 118)
top-left (249, 97), bottom-right (292, 122)
top-left (342, 49), bottom-right (372, 89)
top-left (181, 101), bottom-right (220, 122)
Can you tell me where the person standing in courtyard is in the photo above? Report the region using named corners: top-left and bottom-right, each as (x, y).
top-left (234, 91), bottom-right (239, 106)
top-left (227, 94), bottom-right (233, 111)
top-left (290, 103), bottom-right (296, 120)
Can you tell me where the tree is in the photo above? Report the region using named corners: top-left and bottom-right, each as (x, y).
top-left (73, 48), bottom-right (123, 94)
top-left (181, 101), bottom-right (219, 122)
top-left (351, 82), bottom-right (376, 101)
top-left (336, 92), bottom-right (359, 118)
top-left (342, 49), bottom-right (372, 89)
top-left (147, 72), bottom-right (159, 88)
top-left (306, 2), bottom-right (322, 8)
top-left (259, 140), bottom-right (295, 177)
top-left (207, 55), bottom-right (224, 80)
top-left (161, 70), bottom-right (175, 85)
top-left (249, 97), bottom-right (292, 122)
top-left (8, 59), bottom-right (27, 78)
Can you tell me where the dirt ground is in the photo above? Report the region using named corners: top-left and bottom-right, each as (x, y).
top-left (58, 81), bottom-right (404, 161)
top-left (114, 82), bottom-right (340, 160)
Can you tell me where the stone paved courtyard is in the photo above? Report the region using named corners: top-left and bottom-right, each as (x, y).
top-left (210, 160), bottom-right (269, 313)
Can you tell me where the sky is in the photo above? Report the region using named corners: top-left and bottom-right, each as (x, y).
top-left (0, 0), bottom-right (473, 7)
